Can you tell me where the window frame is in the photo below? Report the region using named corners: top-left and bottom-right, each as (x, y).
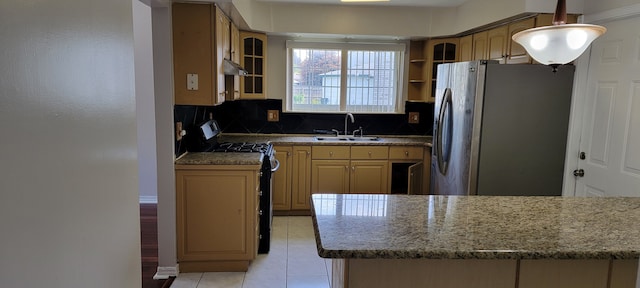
top-left (285, 40), bottom-right (406, 114)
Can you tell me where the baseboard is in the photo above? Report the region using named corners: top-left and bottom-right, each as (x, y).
top-left (139, 195), bottom-right (158, 204)
top-left (153, 265), bottom-right (179, 280)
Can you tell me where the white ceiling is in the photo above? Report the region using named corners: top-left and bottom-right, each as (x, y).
top-left (254, 0), bottom-right (468, 8)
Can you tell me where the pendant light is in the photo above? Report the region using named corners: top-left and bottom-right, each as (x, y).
top-left (512, 0), bottom-right (606, 69)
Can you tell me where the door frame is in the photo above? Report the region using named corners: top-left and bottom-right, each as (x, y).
top-left (562, 4), bottom-right (640, 196)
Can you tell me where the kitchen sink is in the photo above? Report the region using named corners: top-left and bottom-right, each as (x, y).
top-left (314, 136), bottom-right (381, 142)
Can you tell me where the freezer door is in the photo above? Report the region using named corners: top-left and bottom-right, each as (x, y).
top-left (476, 64), bottom-right (574, 196)
top-left (431, 61), bottom-right (481, 195)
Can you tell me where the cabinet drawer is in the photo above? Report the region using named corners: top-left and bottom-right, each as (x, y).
top-left (312, 146), bottom-right (350, 159)
top-left (389, 146), bottom-right (424, 159)
top-left (351, 146), bottom-right (389, 160)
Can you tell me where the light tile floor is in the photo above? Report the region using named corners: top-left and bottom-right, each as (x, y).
top-left (170, 216), bottom-right (332, 288)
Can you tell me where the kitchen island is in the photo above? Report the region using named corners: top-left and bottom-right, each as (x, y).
top-left (311, 194), bottom-right (640, 288)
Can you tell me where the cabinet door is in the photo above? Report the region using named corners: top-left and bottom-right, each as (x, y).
top-left (408, 162), bottom-right (423, 195)
top-left (312, 160), bottom-right (350, 194)
top-left (272, 146), bottom-right (292, 211)
top-left (473, 31), bottom-right (488, 60)
top-left (172, 3), bottom-right (215, 105)
top-left (506, 18), bottom-right (535, 64)
top-left (487, 26), bottom-right (508, 64)
top-left (423, 147), bottom-right (431, 195)
top-left (351, 160), bottom-right (389, 194)
top-left (229, 22), bottom-right (241, 100)
top-left (176, 169), bottom-right (255, 261)
top-left (240, 31), bottom-right (267, 99)
top-left (291, 146), bottom-right (312, 210)
top-left (215, 8), bottom-right (229, 104)
top-left (426, 38), bottom-right (458, 103)
top-left (458, 35), bottom-right (473, 62)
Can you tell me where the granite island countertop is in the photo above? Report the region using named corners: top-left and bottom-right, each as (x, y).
top-left (311, 194), bottom-right (640, 260)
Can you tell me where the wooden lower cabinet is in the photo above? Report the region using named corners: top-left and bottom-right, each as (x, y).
top-left (272, 146), bottom-right (292, 210)
top-left (291, 146), bottom-right (312, 210)
top-left (350, 161), bottom-right (388, 194)
top-left (312, 160), bottom-right (350, 194)
top-left (331, 258), bottom-right (638, 288)
top-left (175, 165), bottom-right (260, 272)
top-left (274, 144), bottom-right (430, 211)
top-left (311, 160), bottom-right (389, 194)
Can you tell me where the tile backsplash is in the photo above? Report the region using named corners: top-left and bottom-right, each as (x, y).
top-left (175, 99), bottom-right (433, 155)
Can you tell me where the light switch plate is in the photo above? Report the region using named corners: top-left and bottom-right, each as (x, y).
top-left (267, 110), bottom-right (279, 122)
top-left (187, 74), bottom-right (198, 91)
top-left (408, 112), bottom-right (420, 124)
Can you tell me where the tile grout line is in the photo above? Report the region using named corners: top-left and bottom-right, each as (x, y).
top-left (285, 216), bottom-right (290, 288)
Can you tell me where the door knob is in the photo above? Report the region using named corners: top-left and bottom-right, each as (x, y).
top-left (573, 169), bottom-right (585, 177)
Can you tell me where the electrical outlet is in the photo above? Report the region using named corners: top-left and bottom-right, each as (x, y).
top-left (176, 122), bottom-right (183, 141)
top-left (267, 110), bottom-right (280, 122)
top-left (408, 112), bottom-right (420, 124)
top-left (187, 74), bottom-right (198, 91)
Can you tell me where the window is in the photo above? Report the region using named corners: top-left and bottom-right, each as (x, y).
top-left (286, 41), bottom-right (405, 113)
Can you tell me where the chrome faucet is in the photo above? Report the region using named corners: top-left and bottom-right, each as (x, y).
top-left (344, 112), bottom-right (354, 136)
top-left (353, 126), bottom-right (363, 137)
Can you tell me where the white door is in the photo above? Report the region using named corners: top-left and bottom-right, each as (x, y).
top-left (573, 16), bottom-right (640, 197)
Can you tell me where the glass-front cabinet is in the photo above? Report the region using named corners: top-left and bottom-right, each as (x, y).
top-left (240, 31), bottom-right (267, 99)
top-left (426, 38), bottom-right (458, 103)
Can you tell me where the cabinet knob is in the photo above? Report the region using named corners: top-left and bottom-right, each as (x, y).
top-left (306, 151), bottom-right (310, 156)
top-left (329, 151), bottom-right (334, 157)
top-left (405, 151), bottom-right (409, 156)
top-left (368, 151), bottom-right (372, 157)
top-left (287, 152), bottom-right (291, 157)
top-left (351, 166), bottom-right (355, 172)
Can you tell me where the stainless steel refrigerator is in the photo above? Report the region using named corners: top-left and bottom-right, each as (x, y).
top-left (431, 60), bottom-right (575, 196)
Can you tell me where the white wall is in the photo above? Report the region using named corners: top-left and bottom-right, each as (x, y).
top-left (0, 0), bottom-right (141, 287)
top-left (583, 0), bottom-right (640, 14)
top-left (151, 3), bottom-right (179, 275)
top-left (134, 0), bottom-right (159, 203)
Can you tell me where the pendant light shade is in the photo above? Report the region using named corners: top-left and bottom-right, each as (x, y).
top-left (511, 0), bottom-right (606, 66)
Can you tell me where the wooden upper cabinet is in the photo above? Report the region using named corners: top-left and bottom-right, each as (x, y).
top-left (506, 18), bottom-right (536, 64)
top-left (487, 25), bottom-right (509, 63)
top-left (426, 38), bottom-right (458, 103)
top-left (473, 31), bottom-right (488, 60)
top-left (228, 22), bottom-right (241, 100)
top-left (458, 34), bottom-right (473, 62)
top-left (240, 31), bottom-right (267, 99)
top-left (215, 8), bottom-right (230, 101)
top-left (172, 3), bottom-right (227, 106)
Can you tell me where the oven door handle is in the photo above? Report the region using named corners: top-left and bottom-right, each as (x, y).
top-left (270, 159), bottom-right (281, 172)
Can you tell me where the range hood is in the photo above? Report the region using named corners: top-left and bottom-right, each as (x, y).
top-left (223, 59), bottom-right (248, 76)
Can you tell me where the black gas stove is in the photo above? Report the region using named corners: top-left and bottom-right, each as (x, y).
top-left (213, 142), bottom-right (272, 154)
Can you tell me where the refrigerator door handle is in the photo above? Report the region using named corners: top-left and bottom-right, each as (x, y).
top-left (437, 88), bottom-right (452, 175)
